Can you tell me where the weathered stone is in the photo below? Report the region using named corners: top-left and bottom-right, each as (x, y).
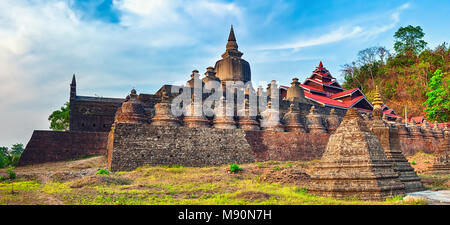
top-left (395, 118), bottom-right (410, 137)
top-left (202, 67), bottom-right (221, 90)
top-left (282, 104), bottom-right (306, 132)
top-left (214, 25), bottom-right (251, 83)
top-left (18, 130), bottom-right (108, 166)
top-left (186, 70), bottom-right (204, 89)
top-left (326, 108), bottom-right (341, 133)
top-left (151, 98), bottom-right (180, 127)
top-left (108, 124), bottom-right (255, 171)
top-left (213, 96), bottom-right (236, 129)
top-left (408, 120), bottom-right (423, 138)
top-left (366, 115), bottom-right (425, 193)
top-left (238, 99), bottom-right (260, 130)
top-left (431, 127), bottom-right (450, 174)
top-left (308, 108), bottom-right (405, 201)
top-left (422, 120), bottom-right (435, 140)
top-left (432, 121), bottom-right (444, 139)
top-left (183, 97), bottom-right (210, 128)
top-left (260, 101), bottom-right (284, 132)
top-left (306, 106), bottom-right (327, 133)
top-left (114, 89), bottom-right (149, 124)
top-left (285, 78), bottom-right (308, 103)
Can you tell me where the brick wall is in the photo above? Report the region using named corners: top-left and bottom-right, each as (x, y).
top-left (108, 123), bottom-right (331, 171)
top-left (244, 130), bottom-right (330, 161)
top-left (399, 136), bottom-right (443, 156)
top-left (18, 130), bottom-right (108, 166)
top-left (108, 124), bottom-right (255, 171)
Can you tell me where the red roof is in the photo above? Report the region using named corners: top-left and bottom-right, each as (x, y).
top-left (300, 84), bottom-right (326, 93)
top-left (410, 116), bottom-right (425, 124)
top-left (330, 88), bottom-right (359, 99)
top-left (304, 92), bottom-right (367, 109)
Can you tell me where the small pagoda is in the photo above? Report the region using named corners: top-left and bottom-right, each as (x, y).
top-left (308, 108), bottom-right (405, 200)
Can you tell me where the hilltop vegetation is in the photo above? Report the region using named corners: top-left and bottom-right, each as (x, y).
top-left (342, 25), bottom-right (449, 121)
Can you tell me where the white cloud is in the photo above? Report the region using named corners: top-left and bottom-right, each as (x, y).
top-left (260, 3), bottom-right (411, 50)
top-left (0, 0), bottom-right (242, 146)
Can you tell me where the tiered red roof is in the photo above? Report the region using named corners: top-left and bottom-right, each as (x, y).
top-left (280, 62), bottom-right (401, 119)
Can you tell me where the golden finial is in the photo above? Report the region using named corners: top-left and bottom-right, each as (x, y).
top-left (372, 85), bottom-right (383, 109)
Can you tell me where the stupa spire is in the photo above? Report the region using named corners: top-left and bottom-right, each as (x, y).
top-left (372, 85), bottom-right (383, 109)
top-left (228, 25), bottom-right (236, 41)
top-left (225, 25), bottom-right (239, 52)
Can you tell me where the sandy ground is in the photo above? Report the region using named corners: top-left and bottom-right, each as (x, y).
top-left (0, 156), bottom-right (107, 184)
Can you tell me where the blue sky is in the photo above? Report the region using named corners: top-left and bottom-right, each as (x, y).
top-left (0, 0), bottom-right (449, 147)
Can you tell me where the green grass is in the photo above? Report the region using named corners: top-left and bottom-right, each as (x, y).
top-left (0, 161), bottom-right (429, 205)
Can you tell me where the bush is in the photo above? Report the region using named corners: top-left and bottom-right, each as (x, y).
top-left (0, 176), bottom-right (5, 181)
top-left (8, 168), bottom-right (16, 180)
top-left (96, 169), bottom-right (110, 175)
top-left (230, 163), bottom-right (242, 173)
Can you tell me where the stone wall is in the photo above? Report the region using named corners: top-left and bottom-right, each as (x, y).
top-left (245, 131), bottom-right (330, 161)
top-left (18, 130), bottom-right (108, 166)
top-left (69, 97), bottom-right (124, 132)
top-left (399, 136), bottom-right (443, 156)
top-left (108, 123), bottom-right (331, 171)
top-left (108, 124), bottom-right (255, 171)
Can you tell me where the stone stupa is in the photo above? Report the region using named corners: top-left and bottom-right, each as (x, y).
top-left (151, 92), bottom-right (180, 126)
top-left (282, 103), bottom-right (306, 132)
top-left (306, 106), bottom-right (327, 133)
top-left (113, 89), bottom-right (148, 124)
top-left (308, 108), bottom-right (406, 201)
top-left (366, 86), bottom-right (425, 192)
top-left (431, 127), bottom-right (450, 174)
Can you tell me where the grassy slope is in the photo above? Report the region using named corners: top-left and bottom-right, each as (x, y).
top-left (0, 156), bottom-right (445, 205)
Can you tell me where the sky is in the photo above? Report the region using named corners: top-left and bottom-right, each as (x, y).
top-left (0, 0), bottom-right (449, 147)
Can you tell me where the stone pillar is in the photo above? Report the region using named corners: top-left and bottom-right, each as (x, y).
top-left (432, 121), bottom-right (444, 139)
top-left (213, 96), bottom-right (236, 129)
top-left (152, 95), bottom-right (180, 126)
top-left (422, 120), bottom-right (435, 140)
top-left (396, 118), bottom-right (410, 137)
top-left (282, 104), bottom-right (306, 132)
top-left (114, 89), bottom-right (148, 124)
top-left (431, 127), bottom-right (450, 174)
top-left (260, 101), bottom-right (284, 132)
top-left (238, 98), bottom-right (260, 131)
top-left (183, 97), bottom-right (210, 128)
top-left (408, 120), bottom-right (423, 138)
top-left (326, 108), bottom-right (341, 134)
top-left (307, 108), bottom-right (405, 200)
top-left (306, 106), bottom-right (327, 133)
top-left (367, 115), bottom-right (425, 193)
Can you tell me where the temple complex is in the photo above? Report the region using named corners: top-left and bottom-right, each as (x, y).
top-left (17, 26), bottom-right (448, 200)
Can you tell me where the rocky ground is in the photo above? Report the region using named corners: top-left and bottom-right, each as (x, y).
top-left (0, 154), bottom-right (448, 205)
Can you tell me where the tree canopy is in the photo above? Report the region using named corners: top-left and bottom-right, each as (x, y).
top-left (423, 69), bottom-right (450, 122)
top-left (342, 25), bottom-right (449, 120)
top-left (48, 102), bottom-right (70, 131)
top-left (393, 25), bottom-right (428, 56)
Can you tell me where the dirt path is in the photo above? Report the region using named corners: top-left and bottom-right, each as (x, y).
top-left (0, 156), bottom-right (107, 184)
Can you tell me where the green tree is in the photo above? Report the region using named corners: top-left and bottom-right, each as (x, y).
top-left (48, 102), bottom-right (70, 131)
top-left (0, 147), bottom-right (8, 168)
top-left (10, 144), bottom-right (24, 155)
top-left (0, 146), bottom-right (8, 156)
top-left (394, 25), bottom-right (427, 56)
top-left (423, 69), bottom-right (450, 122)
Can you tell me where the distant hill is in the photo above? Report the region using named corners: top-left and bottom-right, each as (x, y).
top-left (341, 40), bottom-right (449, 120)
